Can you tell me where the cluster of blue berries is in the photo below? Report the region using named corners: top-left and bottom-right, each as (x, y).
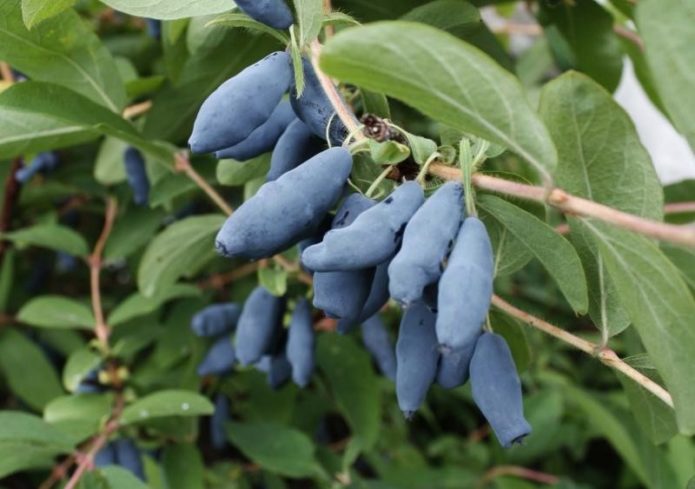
top-left (186, 1), bottom-right (530, 448)
top-left (94, 438), bottom-right (145, 480)
top-left (15, 151), bottom-right (59, 183)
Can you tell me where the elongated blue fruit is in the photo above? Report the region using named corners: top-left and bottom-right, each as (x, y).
top-left (216, 147), bottom-right (353, 259)
top-left (215, 101), bottom-right (295, 161)
top-left (189, 51), bottom-right (292, 154)
top-left (267, 352), bottom-right (292, 389)
top-left (286, 299), bottom-right (315, 387)
top-left (191, 303), bottom-right (241, 337)
top-left (470, 333), bottom-right (531, 448)
top-left (302, 182), bottom-right (425, 272)
top-left (235, 287), bottom-right (284, 366)
top-left (123, 147), bottom-right (150, 206)
top-left (361, 315), bottom-right (396, 381)
top-left (235, 0), bottom-right (294, 29)
top-left (313, 194), bottom-right (376, 323)
top-left (436, 217), bottom-right (494, 351)
top-left (436, 338), bottom-right (477, 389)
top-left (396, 301), bottom-right (440, 418)
top-left (389, 182), bottom-right (463, 305)
top-left (267, 119), bottom-right (325, 182)
top-left (291, 57), bottom-right (348, 145)
top-left (197, 336), bottom-right (236, 376)
top-left (15, 152), bottom-right (59, 183)
top-left (211, 394), bottom-right (230, 450)
top-left (94, 443), bottom-right (116, 467)
top-left (113, 439), bottom-right (145, 480)
top-left (337, 258), bottom-right (390, 334)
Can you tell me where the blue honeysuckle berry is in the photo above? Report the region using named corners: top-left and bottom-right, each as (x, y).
top-left (197, 336), bottom-right (236, 377)
top-left (191, 303), bottom-right (242, 338)
top-left (210, 393), bottom-right (230, 450)
top-left (235, 287), bottom-right (285, 366)
top-left (286, 298), bottom-right (315, 388)
top-left (123, 147), bottom-right (150, 206)
top-left (267, 119), bottom-right (325, 182)
top-left (113, 439), bottom-right (145, 480)
top-left (361, 314), bottom-right (397, 381)
top-left (234, 0), bottom-right (294, 29)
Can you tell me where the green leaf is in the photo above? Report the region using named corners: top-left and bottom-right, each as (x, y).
top-left (478, 195), bottom-right (588, 313)
top-left (0, 329), bottom-right (63, 411)
top-left (94, 136), bottom-right (128, 185)
top-left (121, 390), bottom-right (214, 425)
top-left (100, 0), bottom-right (231, 20)
top-left (206, 13), bottom-right (290, 44)
top-left (636, 0), bottom-right (695, 150)
top-left (538, 0), bottom-right (623, 91)
top-left (44, 394), bottom-right (113, 440)
top-left (0, 411), bottom-right (74, 478)
top-left (539, 72), bottom-right (663, 338)
top-left (101, 466), bottom-right (150, 489)
top-left (321, 21), bottom-right (557, 178)
top-left (0, 249), bottom-right (14, 312)
top-left (21, 0), bottom-right (76, 28)
top-left (317, 334), bottom-right (380, 450)
top-left (295, 0), bottom-right (324, 46)
top-left (62, 347), bottom-right (101, 392)
top-left (581, 220), bottom-right (695, 435)
top-left (18, 295), bottom-right (94, 330)
top-left (368, 139), bottom-right (410, 165)
top-left (226, 422), bottom-right (320, 478)
top-left (0, 82), bottom-right (172, 162)
top-left (0, 1), bottom-right (125, 111)
top-left (258, 268), bottom-right (288, 297)
top-left (3, 224), bottom-right (88, 256)
top-left (108, 284), bottom-right (200, 326)
top-left (479, 209), bottom-right (533, 277)
top-left (401, 0), bottom-right (480, 34)
top-left (104, 207), bottom-right (165, 262)
top-left (217, 154), bottom-right (271, 186)
top-left (162, 444), bottom-right (205, 489)
top-left (618, 354), bottom-right (678, 445)
top-left (138, 214), bottom-right (226, 297)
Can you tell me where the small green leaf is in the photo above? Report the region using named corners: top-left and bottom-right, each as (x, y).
top-left (108, 284), bottom-right (200, 326)
top-left (18, 295), bottom-right (94, 330)
top-left (479, 195), bottom-right (588, 313)
top-left (162, 444), bottom-right (205, 489)
top-left (217, 154), bottom-right (271, 186)
top-left (0, 329), bottom-right (63, 411)
top-left (321, 21), bottom-right (557, 178)
top-left (101, 466), bottom-right (150, 489)
top-left (94, 136), bottom-right (128, 185)
top-left (0, 411), bottom-right (75, 478)
top-left (402, 133), bottom-right (437, 165)
top-left (21, 0), bottom-right (76, 28)
top-left (138, 215), bottom-right (226, 297)
top-left (295, 0), bottom-right (324, 46)
top-left (0, 249), bottom-right (14, 312)
top-left (226, 422), bottom-right (320, 478)
top-left (317, 334), bottom-right (380, 450)
top-left (368, 139), bottom-right (410, 165)
top-left (62, 347), bottom-right (101, 392)
top-left (3, 224), bottom-right (89, 256)
top-left (104, 207), bottom-right (165, 262)
top-left (121, 390), bottom-right (214, 425)
top-left (258, 268), bottom-right (288, 297)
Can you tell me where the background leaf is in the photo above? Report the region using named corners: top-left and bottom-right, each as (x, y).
top-left (18, 295), bottom-right (94, 330)
top-left (295, 0), bottom-right (324, 46)
top-left (100, 0), bottom-right (231, 20)
top-left (121, 390), bottom-right (214, 425)
top-left (21, 0), bottom-right (76, 28)
top-left (3, 224), bottom-right (89, 256)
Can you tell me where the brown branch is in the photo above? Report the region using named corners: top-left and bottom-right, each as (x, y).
top-left (122, 100), bottom-right (153, 120)
top-left (199, 262), bottom-right (260, 290)
top-left (477, 465), bottom-right (560, 488)
top-left (491, 295), bottom-right (674, 408)
top-left (174, 152), bottom-right (234, 216)
top-left (90, 197), bottom-right (118, 347)
top-left (0, 158), bottom-right (22, 260)
top-left (664, 202), bottom-right (695, 215)
top-left (0, 62), bottom-right (14, 82)
top-left (613, 25), bottom-right (644, 50)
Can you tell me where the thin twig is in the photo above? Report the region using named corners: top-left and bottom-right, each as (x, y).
top-left (491, 295), bottom-right (674, 408)
top-left (476, 465), bottom-right (560, 488)
top-left (0, 158), bottom-right (22, 261)
top-left (0, 62), bottom-right (14, 82)
top-left (323, 0), bottom-right (335, 38)
top-left (664, 202), bottom-right (695, 215)
top-left (613, 25), bottom-right (644, 50)
top-left (199, 262), bottom-right (260, 290)
top-left (309, 42), bottom-right (695, 248)
top-left (122, 100), bottom-right (153, 120)
top-left (174, 152), bottom-right (234, 216)
top-left (90, 197), bottom-right (118, 347)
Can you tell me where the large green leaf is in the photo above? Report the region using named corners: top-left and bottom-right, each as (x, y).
top-left (21, 0), bottom-right (76, 28)
top-left (121, 390), bottom-right (214, 425)
top-left (100, 0), bottom-right (231, 20)
top-left (17, 295), bottom-right (94, 330)
top-left (226, 422), bottom-right (321, 478)
top-left (162, 443), bottom-right (205, 489)
top-left (0, 0), bottom-right (125, 111)
top-left (581, 220), bottom-right (695, 435)
top-left (321, 21), bottom-right (557, 178)
top-left (101, 466), bottom-right (150, 489)
top-left (138, 214), bottom-right (225, 297)
top-left (0, 329), bottom-right (63, 411)
top-left (0, 411), bottom-right (75, 478)
top-left (636, 0), bottom-right (695, 150)
top-left (2, 223), bottom-right (89, 256)
top-left (317, 334), bottom-right (380, 450)
top-left (538, 0), bottom-right (623, 91)
top-left (44, 394), bottom-right (113, 440)
top-left (539, 72), bottom-right (663, 338)
top-left (478, 195), bottom-right (588, 313)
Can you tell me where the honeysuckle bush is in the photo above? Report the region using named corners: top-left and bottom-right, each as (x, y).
top-left (0, 0), bottom-right (694, 488)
